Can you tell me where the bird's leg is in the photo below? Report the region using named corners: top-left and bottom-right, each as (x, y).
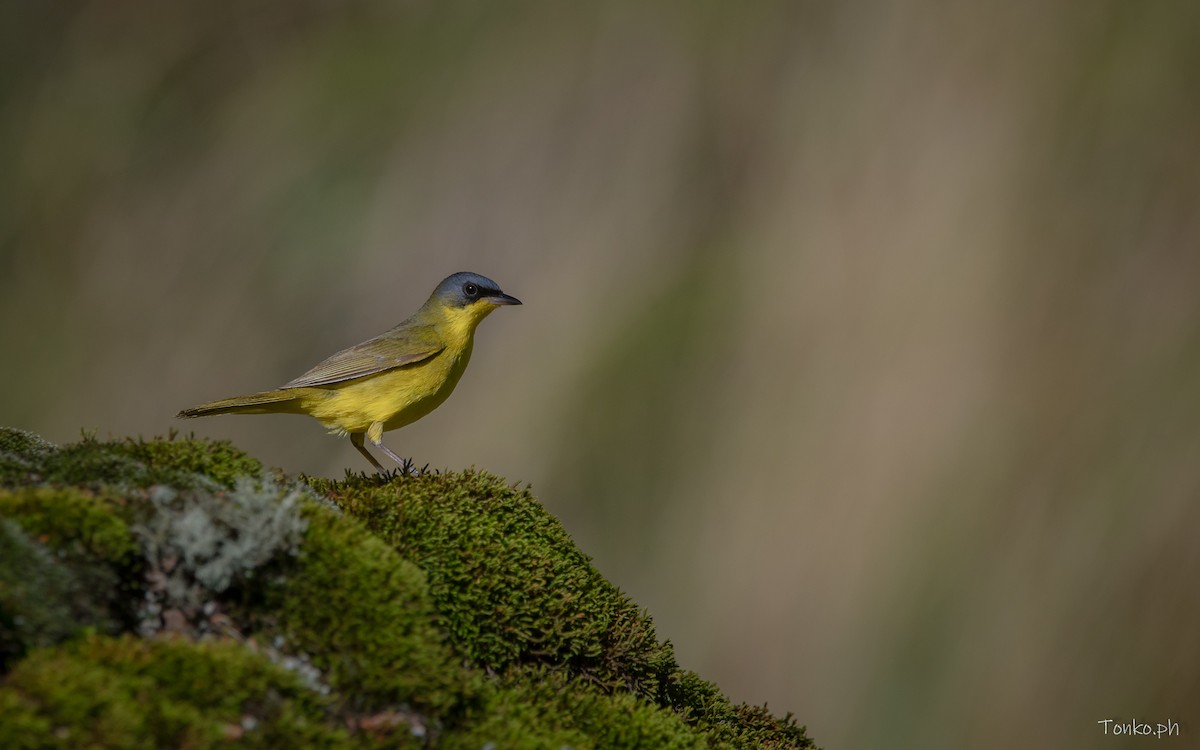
top-left (375, 440), bottom-right (412, 470)
top-left (350, 432), bottom-right (386, 473)
top-left (368, 422), bottom-right (418, 475)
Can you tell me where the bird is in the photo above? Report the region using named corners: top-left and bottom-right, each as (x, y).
top-left (177, 271), bottom-right (521, 471)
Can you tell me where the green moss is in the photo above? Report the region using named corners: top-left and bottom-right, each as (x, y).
top-left (117, 433), bottom-right (264, 488)
top-left (0, 520), bottom-right (84, 670)
top-left (0, 488), bottom-right (141, 669)
top-left (0, 429), bottom-right (816, 748)
top-left (254, 504), bottom-right (468, 715)
top-left (443, 666), bottom-right (710, 750)
top-left (309, 471), bottom-right (814, 748)
top-left (0, 428), bottom-right (57, 461)
top-left (0, 634), bottom-right (351, 750)
top-left (440, 679), bottom-right (591, 749)
top-left (724, 703), bottom-right (813, 750)
top-left (0, 429), bottom-right (262, 491)
top-left (44, 435), bottom-right (263, 490)
top-left (662, 670), bottom-right (813, 748)
top-left (0, 486), bottom-right (138, 560)
top-left (310, 470), bottom-right (675, 700)
top-left (0, 428), bottom-right (58, 480)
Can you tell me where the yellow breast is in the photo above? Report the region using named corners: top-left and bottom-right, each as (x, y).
top-left (297, 304), bottom-right (485, 435)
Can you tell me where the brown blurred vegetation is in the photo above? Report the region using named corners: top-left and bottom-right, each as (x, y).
top-left (3, 2), bottom-right (1200, 748)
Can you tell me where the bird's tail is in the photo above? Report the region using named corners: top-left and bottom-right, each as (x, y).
top-left (177, 389), bottom-right (303, 418)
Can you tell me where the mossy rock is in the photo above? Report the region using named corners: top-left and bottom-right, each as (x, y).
top-left (0, 634), bottom-right (351, 750)
top-left (0, 428), bottom-right (262, 490)
top-left (0, 427), bottom-right (815, 748)
top-left (308, 470), bottom-right (674, 698)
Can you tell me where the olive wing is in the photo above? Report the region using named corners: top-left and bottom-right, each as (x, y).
top-left (281, 325), bottom-right (444, 388)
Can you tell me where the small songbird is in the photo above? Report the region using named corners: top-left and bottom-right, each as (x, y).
top-left (178, 272), bottom-right (521, 471)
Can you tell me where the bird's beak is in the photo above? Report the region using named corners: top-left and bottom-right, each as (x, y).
top-left (487, 292), bottom-right (522, 306)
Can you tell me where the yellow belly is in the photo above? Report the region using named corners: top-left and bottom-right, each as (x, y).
top-left (296, 346), bottom-right (470, 435)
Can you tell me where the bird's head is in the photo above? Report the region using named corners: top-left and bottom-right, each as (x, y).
top-left (425, 271), bottom-right (522, 327)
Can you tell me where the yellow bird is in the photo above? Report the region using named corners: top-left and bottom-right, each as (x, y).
top-left (178, 272), bottom-right (521, 471)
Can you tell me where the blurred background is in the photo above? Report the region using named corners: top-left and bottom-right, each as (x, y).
top-left (3, 2), bottom-right (1200, 747)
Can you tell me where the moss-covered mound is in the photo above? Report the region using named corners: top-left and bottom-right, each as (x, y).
top-left (0, 427), bottom-right (815, 749)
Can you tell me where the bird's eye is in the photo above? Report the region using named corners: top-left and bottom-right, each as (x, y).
top-left (464, 283), bottom-right (479, 297)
